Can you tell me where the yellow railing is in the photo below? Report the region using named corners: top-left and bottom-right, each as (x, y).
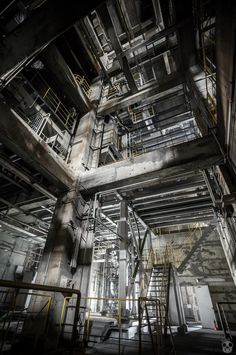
top-left (128, 105), bottom-right (155, 123)
top-left (30, 73), bottom-right (76, 130)
top-left (74, 74), bottom-right (91, 96)
top-left (42, 87), bottom-right (75, 129)
top-left (128, 106), bottom-right (137, 123)
top-left (108, 83), bottom-right (120, 95)
top-left (0, 280), bottom-right (81, 353)
top-left (59, 296), bottom-right (167, 355)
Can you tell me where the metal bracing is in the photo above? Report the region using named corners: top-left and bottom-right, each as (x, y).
top-left (177, 224), bottom-right (216, 273)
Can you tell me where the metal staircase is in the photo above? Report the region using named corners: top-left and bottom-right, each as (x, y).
top-left (138, 258), bottom-right (175, 355)
top-left (147, 263), bottom-right (171, 328)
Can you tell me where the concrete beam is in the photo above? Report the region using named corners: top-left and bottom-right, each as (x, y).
top-left (79, 135), bottom-right (224, 194)
top-left (97, 1), bottom-right (138, 93)
top-left (98, 74), bottom-right (183, 115)
top-left (0, 0), bottom-right (104, 80)
top-left (42, 45), bottom-right (91, 114)
top-left (0, 102), bottom-right (74, 190)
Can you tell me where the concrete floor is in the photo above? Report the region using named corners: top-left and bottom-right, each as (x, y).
top-left (84, 329), bottom-right (235, 355)
top-left (174, 329), bottom-right (227, 354)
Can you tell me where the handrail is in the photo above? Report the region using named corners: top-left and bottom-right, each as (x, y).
top-left (74, 74), bottom-right (91, 96)
top-left (29, 73), bottom-right (75, 130)
top-left (0, 279), bottom-right (81, 352)
top-left (216, 302), bottom-right (236, 340)
top-left (0, 279), bottom-right (80, 296)
top-left (128, 105), bottom-right (155, 124)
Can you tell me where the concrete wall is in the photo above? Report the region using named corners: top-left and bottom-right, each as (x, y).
top-left (153, 227), bottom-right (236, 328)
top-left (179, 230), bottom-right (232, 281)
top-left (177, 229), bottom-right (236, 328)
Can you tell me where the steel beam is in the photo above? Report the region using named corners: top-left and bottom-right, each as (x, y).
top-left (0, 155), bottom-right (56, 201)
top-left (0, 197), bottom-right (50, 229)
top-left (148, 216), bottom-right (215, 229)
top-left (97, 1), bottom-right (138, 93)
top-left (0, 219), bottom-right (38, 238)
top-left (98, 75), bottom-right (182, 115)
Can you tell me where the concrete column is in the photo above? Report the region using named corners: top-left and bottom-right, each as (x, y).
top-left (36, 188), bottom-right (79, 287)
top-left (69, 110), bottom-right (96, 173)
top-left (22, 108), bottom-right (99, 351)
top-left (117, 200), bottom-right (128, 315)
top-left (22, 185), bottom-right (81, 351)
